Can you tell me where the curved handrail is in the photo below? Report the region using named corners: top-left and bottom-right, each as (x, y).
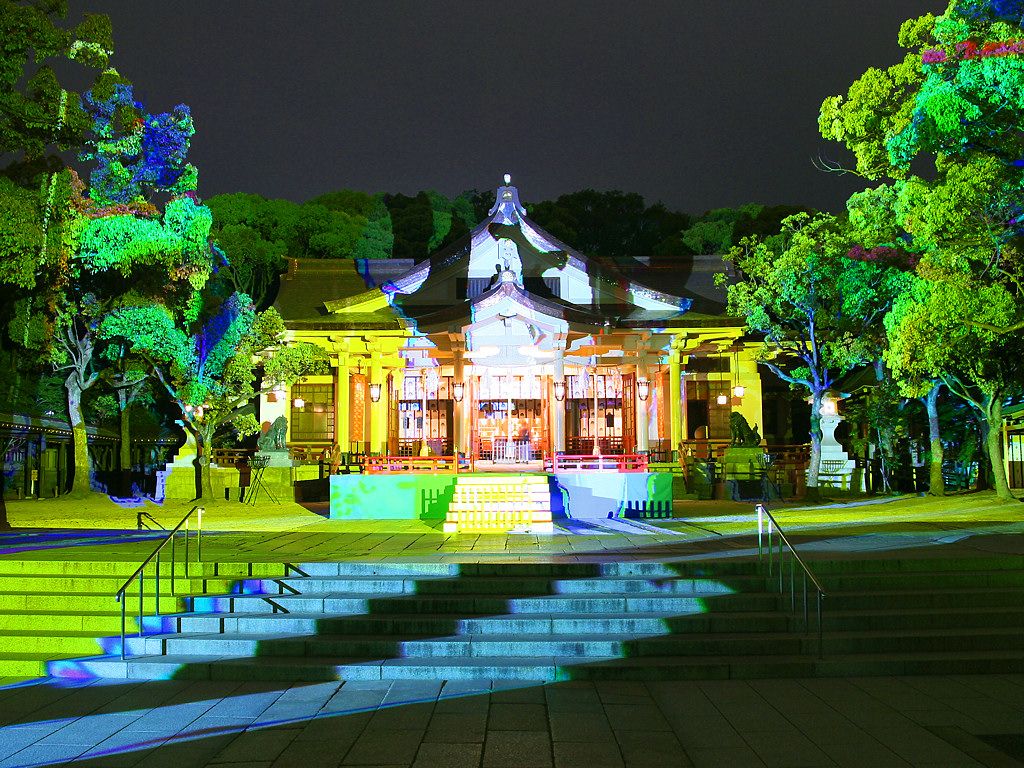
top-left (116, 506), bottom-right (203, 598)
top-left (115, 505), bottom-right (203, 659)
top-left (755, 502), bottom-right (826, 658)
top-left (755, 503), bottom-right (825, 595)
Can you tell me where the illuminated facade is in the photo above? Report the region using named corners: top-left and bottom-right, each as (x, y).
top-left (265, 176), bottom-right (770, 461)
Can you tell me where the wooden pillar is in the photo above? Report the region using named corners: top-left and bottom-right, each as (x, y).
top-left (732, 343), bottom-right (763, 441)
top-left (453, 347), bottom-right (465, 455)
top-left (552, 349), bottom-right (566, 453)
top-left (335, 353), bottom-right (350, 454)
top-left (635, 363), bottom-right (650, 453)
top-left (369, 354), bottom-right (388, 455)
top-left (669, 343), bottom-right (683, 459)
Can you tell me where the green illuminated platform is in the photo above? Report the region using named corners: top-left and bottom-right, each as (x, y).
top-left (328, 471), bottom-right (673, 523)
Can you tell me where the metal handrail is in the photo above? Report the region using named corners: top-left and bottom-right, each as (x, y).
top-left (115, 505), bottom-right (204, 660)
top-left (755, 503), bottom-right (826, 658)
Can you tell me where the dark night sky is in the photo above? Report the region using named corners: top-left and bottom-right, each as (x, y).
top-left (78, 1), bottom-right (941, 214)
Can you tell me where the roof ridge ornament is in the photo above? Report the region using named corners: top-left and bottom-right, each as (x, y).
top-left (487, 171), bottom-right (527, 224)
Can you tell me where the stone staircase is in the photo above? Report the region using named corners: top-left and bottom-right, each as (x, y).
top-left (443, 475), bottom-right (553, 533)
top-left (44, 555), bottom-right (1024, 682)
top-left (0, 558), bottom-right (288, 678)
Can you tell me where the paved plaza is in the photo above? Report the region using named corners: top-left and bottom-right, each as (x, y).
top-left (0, 672), bottom-right (1022, 767)
top-left (0, 492), bottom-right (1022, 766)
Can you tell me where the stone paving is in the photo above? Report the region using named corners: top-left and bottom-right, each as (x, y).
top-left (1, 492), bottom-right (1023, 765)
top-left (0, 673), bottom-right (1021, 767)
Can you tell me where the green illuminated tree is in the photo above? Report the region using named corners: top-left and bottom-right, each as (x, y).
top-left (885, 273), bottom-right (1021, 499)
top-left (820, 2), bottom-right (1024, 498)
top-left (102, 296), bottom-right (329, 499)
top-left (721, 213), bottom-right (912, 500)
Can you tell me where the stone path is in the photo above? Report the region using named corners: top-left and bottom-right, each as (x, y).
top-left (0, 674), bottom-right (1021, 767)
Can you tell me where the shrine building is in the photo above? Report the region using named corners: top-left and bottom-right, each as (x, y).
top-left (263, 175), bottom-right (792, 468)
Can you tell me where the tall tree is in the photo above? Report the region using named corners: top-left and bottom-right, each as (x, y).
top-left (102, 296), bottom-right (329, 498)
top-left (721, 213), bottom-right (912, 499)
top-left (820, 1), bottom-right (1024, 498)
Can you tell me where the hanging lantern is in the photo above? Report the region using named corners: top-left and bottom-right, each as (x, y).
top-left (453, 382), bottom-right (465, 402)
top-left (368, 383), bottom-right (382, 403)
top-left (293, 397), bottom-right (305, 409)
top-left (637, 378), bottom-right (650, 401)
top-left (716, 393), bottom-right (728, 406)
top-left (553, 380), bottom-right (566, 402)
top-left (733, 385), bottom-right (746, 397)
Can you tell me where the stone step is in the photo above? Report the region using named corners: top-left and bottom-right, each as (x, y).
top-left (0, 630), bottom-right (115, 655)
top-left (121, 624), bottom-right (1024, 660)
top-left (191, 591), bottom-right (784, 615)
top-left (0, 574), bottom-right (264, 595)
top-left (264, 575), bottom-right (749, 596)
top-left (57, 649), bottom-right (1024, 682)
top-left (171, 610), bottom-right (792, 636)
top-left (0, 653), bottom-right (92, 678)
top-left (0, 560), bottom-right (287, 578)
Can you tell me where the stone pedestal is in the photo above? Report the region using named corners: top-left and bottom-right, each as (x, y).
top-left (816, 412), bottom-right (856, 490)
top-left (722, 446), bottom-right (768, 501)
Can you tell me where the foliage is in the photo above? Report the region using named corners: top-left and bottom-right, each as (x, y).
top-left (101, 294), bottom-right (330, 459)
top-left (79, 83), bottom-right (197, 205)
top-left (0, 1), bottom-right (112, 162)
top-left (820, 0), bottom-right (1024, 336)
top-left (528, 189), bottom-right (690, 263)
top-left (721, 213), bottom-right (913, 493)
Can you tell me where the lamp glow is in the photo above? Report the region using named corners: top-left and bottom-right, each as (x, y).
top-left (368, 383), bottom-right (381, 402)
top-left (293, 397), bottom-right (305, 409)
top-left (716, 393), bottom-right (728, 405)
top-left (637, 378), bottom-right (650, 401)
top-left (453, 382), bottom-right (464, 402)
top-left (733, 385), bottom-right (745, 397)
top-left (553, 380), bottom-right (566, 402)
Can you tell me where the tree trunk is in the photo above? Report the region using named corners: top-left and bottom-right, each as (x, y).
top-left (119, 395), bottom-right (131, 470)
top-left (0, 471), bottom-right (9, 530)
top-left (985, 398), bottom-right (1014, 501)
top-left (925, 385), bottom-right (944, 496)
top-left (66, 374), bottom-right (92, 498)
top-left (192, 424), bottom-right (215, 500)
top-left (805, 389), bottom-right (823, 502)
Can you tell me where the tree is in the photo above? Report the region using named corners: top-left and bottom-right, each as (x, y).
top-left (212, 224), bottom-right (285, 308)
top-left (1, 2), bottom-right (112, 162)
top-left (102, 295), bottom-right (329, 498)
top-left (9, 77), bottom-right (217, 497)
top-left (721, 213), bottom-right (912, 499)
top-left (820, 3), bottom-right (1024, 335)
top-left (820, 2), bottom-right (1024, 498)
top-left (885, 274), bottom-right (1021, 499)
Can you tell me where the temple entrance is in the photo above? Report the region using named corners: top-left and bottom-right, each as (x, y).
top-left (471, 373), bottom-right (548, 463)
top-left (565, 373), bottom-right (626, 454)
top-left (397, 374), bottom-right (454, 456)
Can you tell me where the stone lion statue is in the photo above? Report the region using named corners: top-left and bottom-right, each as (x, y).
top-left (257, 416), bottom-right (288, 451)
top-left (729, 412), bottom-right (761, 447)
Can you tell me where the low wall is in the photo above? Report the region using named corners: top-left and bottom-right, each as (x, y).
top-left (329, 473), bottom-right (458, 520)
top-left (328, 472), bottom-right (673, 521)
top-left (553, 472), bottom-right (672, 519)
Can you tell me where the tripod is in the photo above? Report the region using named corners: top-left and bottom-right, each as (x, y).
top-left (246, 454), bottom-right (278, 505)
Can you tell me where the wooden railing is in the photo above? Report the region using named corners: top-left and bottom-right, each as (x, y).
top-left (209, 448), bottom-right (255, 467)
top-left (544, 453), bottom-right (649, 473)
top-left (364, 455), bottom-right (472, 474)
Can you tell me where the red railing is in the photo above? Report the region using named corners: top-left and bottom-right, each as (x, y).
top-left (363, 455), bottom-right (473, 474)
top-left (544, 453), bottom-right (649, 473)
